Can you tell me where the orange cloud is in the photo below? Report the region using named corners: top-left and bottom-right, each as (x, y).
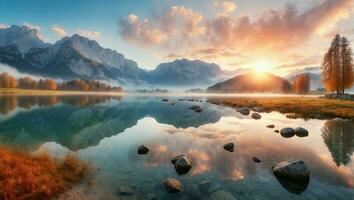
top-left (51, 25), bottom-right (68, 37)
top-left (119, 0), bottom-right (353, 61)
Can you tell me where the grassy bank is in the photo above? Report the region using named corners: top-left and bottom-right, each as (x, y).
top-left (207, 97), bottom-right (354, 119)
top-left (0, 147), bottom-right (92, 200)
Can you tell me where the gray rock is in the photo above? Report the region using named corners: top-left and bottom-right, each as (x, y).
top-left (116, 186), bottom-right (135, 195)
top-left (163, 178), bottom-right (182, 193)
top-left (252, 107), bottom-right (264, 112)
top-left (137, 145), bottom-right (149, 154)
top-left (174, 155), bottom-right (192, 175)
top-left (253, 157), bottom-right (261, 163)
top-left (190, 105), bottom-right (201, 110)
top-left (238, 107), bottom-right (250, 115)
top-left (273, 159), bottom-right (310, 180)
top-left (280, 128), bottom-right (295, 138)
top-left (171, 155), bottom-right (185, 164)
top-left (251, 112), bottom-right (262, 120)
top-left (197, 180), bottom-right (221, 194)
top-left (223, 143), bottom-right (234, 152)
top-left (267, 124), bottom-right (275, 128)
top-left (209, 190), bottom-right (236, 200)
top-left (195, 108), bottom-right (203, 113)
top-left (294, 127), bottom-right (309, 137)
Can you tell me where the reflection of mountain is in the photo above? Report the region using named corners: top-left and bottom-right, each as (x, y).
top-left (0, 96), bottom-right (222, 150)
top-left (322, 119), bottom-right (354, 166)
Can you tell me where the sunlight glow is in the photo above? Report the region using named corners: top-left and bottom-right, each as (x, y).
top-left (252, 59), bottom-right (273, 73)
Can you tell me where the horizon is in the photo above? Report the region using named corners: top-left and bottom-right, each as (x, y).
top-left (1, 0), bottom-right (354, 76)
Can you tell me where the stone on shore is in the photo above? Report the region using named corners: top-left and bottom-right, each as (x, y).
top-left (251, 112), bottom-right (262, 119)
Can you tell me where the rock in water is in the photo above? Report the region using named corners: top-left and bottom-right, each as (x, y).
top-left (171, 155), bottom-right (185, 164)
top-left (137, 145), bottom-right (149, 154)
top-left (174, 156), bottom-right (192, 175)
top-left (238, 107), bottom-right (250, 115)
top-left (273, 159), bottom-right (310, 194)
top-left (267, 124), bottom-right (275, 128)
top-left (223, 143), bottom-right (234, 152)
top-left (252, 107), bottom-right (264, 112)
top-left (253, 157), bottom-right (261, 163)
top-left (294, 127), bottom-right (309, 137)
top-left (197, 180), bottom-right (221, 194)
top-left (190, 105), bottom-right (201, 110)
top-left (116, 186), bottom-right (134, 195)
top-left (274, 130), bottom-right (279, 133)
top-left (209, 190), bottom-right (236, 200)
top-left (195, 108), bottom-right (203, 113)
top-left (273, 159), bottom-right (310, 180)
top-left (162, 99), bottom-right (169, 102)
top-left (280, 127), bottom-right (295, 138)
top-left (163, 178), bottom-right (182, 193)
top-left (251, 112), bottom-right (262, 119)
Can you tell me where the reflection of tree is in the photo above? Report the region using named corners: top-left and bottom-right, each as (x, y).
top-left (0, 96), bottom-right (17, 114)
top-left (322, 119), bottom-right (354, 166)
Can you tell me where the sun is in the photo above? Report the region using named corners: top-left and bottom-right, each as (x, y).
top-left (252, 59), bottom-right (272, 73)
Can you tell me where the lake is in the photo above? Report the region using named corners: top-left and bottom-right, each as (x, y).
top-left (0, 95), bottom-right (353, 200)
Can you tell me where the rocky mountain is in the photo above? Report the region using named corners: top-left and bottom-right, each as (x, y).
top-left (0, 25), bottom-right (234, 86)
top-left (0, 25), bottom-right (49, 53)
top-left (148, 59), bottom-right (224, 86)
top-left (207, 72), bottom-right (289, 93)
top-left (285, 67), bottom-right (323, 90)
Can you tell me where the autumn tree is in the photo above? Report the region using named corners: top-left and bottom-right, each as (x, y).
top-left (322, 34), bottom-right (353, 94)
top-left (38, 79), bottom-right (58, 90)
top-left (18, 77), bottom-right (37, 89)
top-left (0, 73), bottom-right (17, 88)
top-left (281, 80), bottom-right (293, 93)
top-left (294, 74), bottom-right (310, 94)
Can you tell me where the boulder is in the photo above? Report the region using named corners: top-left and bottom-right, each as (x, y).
top-left (253, 157), bottom-right (261, 163)
top-left (273, 159), bottom-right (310, 180)
top-left (223, 143), bottom-right (234, 152)
top-left (163, 178), bottom-right (182, 193)
top-left (195, 108), bottom-right (203, 113)
top-left (294, 127), bottom-right (309, 137)
top-left (171, 155), bottom-right (185, 165)
top-left (174, 155), bottom-right (192, 175)
top-left (280, 128), bottom-right (295, 138)
top-left (137, 145), bottom-right (149, 154)
top-left (209, 190), bottom-right (236, 200)
top-left (251, 113), bottom-right (262, 120)
top-left (238, 107), bottom-right (250, 115)
top-left (162, 99), bottom-right (169, 102)
top-left (267, 124), bottom-right (275, 128)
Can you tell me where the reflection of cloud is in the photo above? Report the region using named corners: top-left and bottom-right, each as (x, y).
top-left (118, 0), bottom-right (353, 59)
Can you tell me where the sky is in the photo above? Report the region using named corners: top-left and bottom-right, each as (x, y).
top-left (1, 0), bottom-right (354, 76)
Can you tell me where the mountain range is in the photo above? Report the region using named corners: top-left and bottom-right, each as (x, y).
top-left (0, 25), bottom-right (234, 87)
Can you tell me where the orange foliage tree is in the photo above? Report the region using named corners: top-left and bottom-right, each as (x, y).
top-left (0, 73), bottom-right (18, 88)
top-left (294, 74), bottom-right (310, 94)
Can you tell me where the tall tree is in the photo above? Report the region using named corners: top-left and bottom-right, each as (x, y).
top-left (294, 74), bottom-right (310, 94)
top-left (322, 34), bottom-right (353, 94)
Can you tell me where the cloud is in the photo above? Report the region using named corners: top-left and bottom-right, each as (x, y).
top-left (0, 24), bottom-right (10, 29)
top-left (276, 55), bottom-right (320, 69)
top-left (118, 0), bottom-right (353, 61)
top-left (51, 25), bottom-right (68, 37)
top-left (0, 63), bottom-right (46, 80)
top-left (76, 29), bottom-right (101, 40)
top-left (23, 22), bottom-right (46, 41)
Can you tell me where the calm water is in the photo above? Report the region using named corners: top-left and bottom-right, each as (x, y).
top-left (0, 95), bottom-right (353, 200)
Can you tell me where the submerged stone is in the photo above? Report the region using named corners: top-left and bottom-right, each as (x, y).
top-left (162, 99), bottom-right (169, 102)
top-left (280, 127), bottom-right (295, 138)
top-left (209, 190), bottom-right (236, 200)
top-left (116, 186), bottom-right (135, 195)
top-left (197, 180), bottom-right (221, 194)
top-left (137, 145), bottom-right (149, 154)
top-left (163, 178), bottom-right (182, 193)
top-left (195, 108), bottom-right (203, 113)
top-left (223, 142), bottom-right (235, 152)
top-left (294, 127), bottom-right (309, 137)
top-left (190, 105), bottom-right (201, 110)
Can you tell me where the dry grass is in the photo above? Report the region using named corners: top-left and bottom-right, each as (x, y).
top-left (0, 147), bottom-right (92, 200)
top-left (207, 97), bottom-right (354, 119)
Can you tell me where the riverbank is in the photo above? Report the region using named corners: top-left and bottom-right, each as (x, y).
top-left (207, 97), bottom-right (354, 119)
top-left (0, 88), bottom-right (123, 96)
top-left (0, 147), bottom-right (92, 200)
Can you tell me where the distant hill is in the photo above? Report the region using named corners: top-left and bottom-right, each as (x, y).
top-left (207, 72), bottom-right (289, 93)
top-left (285, 67), bottom-right (323, 90)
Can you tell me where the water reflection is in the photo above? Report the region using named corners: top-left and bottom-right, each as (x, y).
top-left (322, 119), bottom-right (354, 166)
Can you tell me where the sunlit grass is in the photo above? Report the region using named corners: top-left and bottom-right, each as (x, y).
top-left (0, 147), bottom-right (92, 200)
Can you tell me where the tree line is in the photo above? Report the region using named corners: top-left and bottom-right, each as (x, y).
top-left (0, 73), bottom-right (123, 92)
